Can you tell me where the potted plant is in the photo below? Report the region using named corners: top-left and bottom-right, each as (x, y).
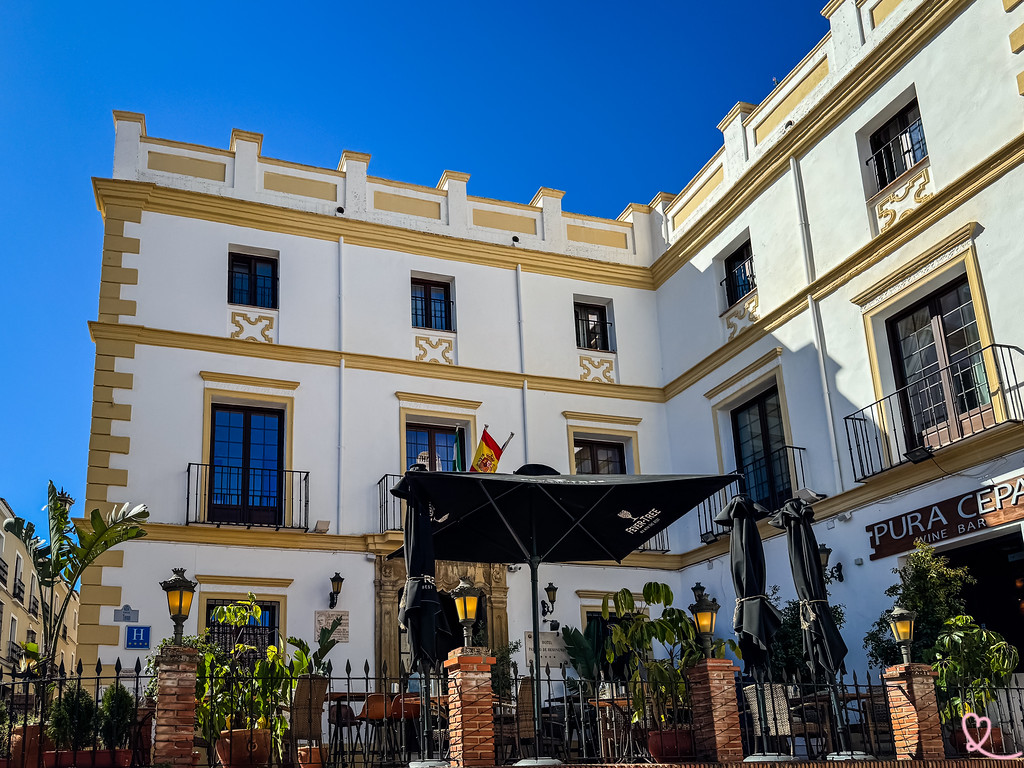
top-left (10, 713), bottom-right (42, 768)
top-left (933, 615), bottom-right (1018, 754)
top-left (287, 617), bottom-right (343, 768)
top-left (45, 684), bottom-right (98, 767)
top-left (198, 595), bottom-right (289, 768)
top-left (97, 683), bottom-right (134, 767)
top-left (602, 582), bottom-right (737, 761)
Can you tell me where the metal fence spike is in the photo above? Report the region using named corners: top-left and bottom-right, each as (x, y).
top-left (344, 659), bottom-right (351, 675)
top-left (325, 659), bottom-right (333, 676)
top-left (134, 657), bottom-right (142, 674)
top-left (77, 659), bottom-right (84, 676)
top-left (114, 658), bottom-right (122, 674)
top-left (95, 658), bottom-right (103, 675)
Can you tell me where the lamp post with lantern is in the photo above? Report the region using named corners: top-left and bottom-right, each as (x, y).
top-left (451, 578), bottom-right (482, 647)
top-left (889, 605), bottom-right (916, 665)
top-left (689, 582), bottom-right (721, 659)
top-left (159, 568), bottom-right (197, 646)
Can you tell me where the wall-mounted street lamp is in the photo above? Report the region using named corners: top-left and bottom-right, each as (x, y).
top-left (818, 543), bottom-right (844, 582)
top-left (541, 582), bottom-right (558, 616)
top-left (160, 568), bottom-right (197, 646)
top-left (889, 605), bottom-right (917, 665)
top-left (452, 577), bottom-right (482, 646)
top-left (329, 572), bottom-right (344, 609)
top-left (689, 582), bottom-right (721, 659)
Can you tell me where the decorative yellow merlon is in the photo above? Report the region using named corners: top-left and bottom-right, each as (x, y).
top-left (717, 101), bottom-right (758, 132)
top-left (821, 0), bottom-right (845, 18)
top-left (338, 150), bottom-right (371, 172)
top-left (112, 110), bottom-right (146, 135)
top-left (437, 170), bottom-right (471, 189)
top-left (617, 202), bottom-right (651, 220)
top-left (648, 191), bottom-right (676, 208)
top-left (529, 187), bottom-right (566, 206)
top-left (230, 128), bottom-right (264, 154)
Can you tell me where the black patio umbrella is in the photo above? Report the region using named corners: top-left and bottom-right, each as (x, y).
top-left (769, 498), bottom-right (853, 754)
top-left (389, 465), bottom-right (739, 753)
top-left (714, 494), bottom-right (783, 754)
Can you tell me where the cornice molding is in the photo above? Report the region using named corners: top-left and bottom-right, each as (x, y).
top-left (200, 371), bottom-right (301, 390)
top-left (561, 411), bottom-right (643, 426)
top-left (194, 574), bottom-right (293, 588)
top-left (395, 391), bottom-right (483, 410)
top-left (703, 347), bottom-right (784, 400)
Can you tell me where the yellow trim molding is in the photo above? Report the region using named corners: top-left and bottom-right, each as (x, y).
top-left (142, 136), bottom-right (235, 159)
top-left (871, 0), bottom-right (906, 27)
top-left (566, 425), bottom-right (641, 475)
top-left (195, 575), bottom-right (294, 588)
top-left (199, 371), bottom-right (301, 390)
top-left (1007, 0), bottom-right (1024, 11)
top-left (753, 56), bottom-right (830, 145)
top-left (703, 348), bottom-right (784, 400)
top-left (147, 151), bottom-right (226, 182)
top-left (561, 411), bottom-right (643, 426)
top-left (566, 224), bottom-right (628, 250)
top-left (395, 391), bottom-right (483, 410)
top-left (717, 101), bottom-right (758, 131)
top-left (672, 166), bottom-right (724, 231)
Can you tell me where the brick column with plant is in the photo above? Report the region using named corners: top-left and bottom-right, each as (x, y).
top-left (688, 657), bottom-right (743, 761)
top-left (445, 647), bottom-right (496, 767)
top-left (153, 646), bottom-right (199, 767)
top-left (882, 663), bottom-right (945, 759)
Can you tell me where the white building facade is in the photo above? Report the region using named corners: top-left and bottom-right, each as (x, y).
top-left (82, 0), bottom-right (1024, 675)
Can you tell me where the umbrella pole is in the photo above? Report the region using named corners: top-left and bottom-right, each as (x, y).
top-left (421, 661), bottom-right (433, 761)
top-left (529, 553), bottom-right (544, 754)
top-left (827, 677), bottom-right (852, 754)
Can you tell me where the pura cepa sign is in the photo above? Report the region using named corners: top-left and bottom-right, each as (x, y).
top-left (866, 473), bottom-right (1024, 560)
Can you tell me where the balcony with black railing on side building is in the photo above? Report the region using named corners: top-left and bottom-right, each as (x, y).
top-left (844, 344), bottom-right (1024, 481)
top-left (12, 580), bottom-right (24, 603)
top-left (7, 642), bottom-right (19, 662)
top-left (0, 559), bottom-right (8, 588)
top-left (29, 595), bottom-right (39, 618)
top-left (696, 446), bottom-right (808, 545)
top-left (186, 463), bottom-right (310, 530)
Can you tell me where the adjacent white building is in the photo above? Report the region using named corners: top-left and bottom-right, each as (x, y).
top-left (82, 0), bottom-right (1024, 675)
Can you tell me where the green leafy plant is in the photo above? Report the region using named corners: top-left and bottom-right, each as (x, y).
top-left (767, 584), bottom-right (846, 678)
top-left (489, 639), bottom-right (522, 701)
top-left (5, 483), bottom-right (148, 669)
top-left (144, 631), bottom-right (227, 699)
top-left (98, 683), bottom-right (135, 750)
top-left (287, 617), bottom-right (344, 677)
top-left (196, 594), bottom-right (290, 758)
top-left (602, 582), bottom-right (738, 724)
top-left (48, 684), bottom-right (98, 751)
top-left (933, 615), bottom-right (1019, 721)
top-left (862, 541), bottom-right (974, 667)
top-left (561, 623), bottom-right (603, 697)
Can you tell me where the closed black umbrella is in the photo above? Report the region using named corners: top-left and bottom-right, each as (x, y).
top-left (715, 494), bottom-right (783, 755)
top-left (769, 498), bottom-right (855, 756)
top-left (389, 466), bottom-right (738, 754)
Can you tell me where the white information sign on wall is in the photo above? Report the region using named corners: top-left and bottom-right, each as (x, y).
top-left (314, 610), bottom-right (350, 643)
top-left (523, 631), bottom-right (570, 670)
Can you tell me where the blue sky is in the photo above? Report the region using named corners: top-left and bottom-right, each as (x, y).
top-left (0, 1), bottom-right (828, 529)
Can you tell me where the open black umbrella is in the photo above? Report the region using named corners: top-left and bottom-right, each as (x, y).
top-left (715, 494), bottom-right (783, 754)
top-left (389, 466), bottom-right (738, 754)
top-left (769, 498), bottom-right (854, 755)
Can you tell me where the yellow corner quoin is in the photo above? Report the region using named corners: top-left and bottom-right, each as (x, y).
top-left (1007, 0), bottom-right (1024, 11)
top-left (199, 370), bottom-right (301, 390)
top-left (146, 151), bottom-right (227, 182)
top-left (263, 172), bottom-right (337, 201)
top-left (1012, 22), bottom-right (1024, 53)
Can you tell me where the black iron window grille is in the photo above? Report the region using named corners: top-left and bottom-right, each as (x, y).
top-left (866, 100), bottom-right (927, 194)
top-left (574, 303), bottom-right (614, 352)
top-left (229, 253), bottom-right (278, 309)
top-left (722, 242), bottom-right (757, 307)
top-left (411, 279), bottom-right (453, 331)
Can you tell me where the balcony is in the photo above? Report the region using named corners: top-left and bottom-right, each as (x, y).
top-left (721, 253), bottom-right (757, 307)
top-left (866, 117), bottom-right (927, 194)
top-left (7, 642), bottom-right (20, 662)
top-left (0, 558), bottom-right (8, 588)
top-left (29, 596), bottom-right (39, 618)
top-left (186, 463), bottom-right (310, 531)
top-left (13, 579), bottom-right (24, 603)
top-left (696, 446), bottom-right (807, 544)
top-left (844, 344), bottom-right (1024, 481)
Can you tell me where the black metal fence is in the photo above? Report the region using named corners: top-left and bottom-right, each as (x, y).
top-left (0, 659), bottom-right (153, 768)
top-left (186, 463), bottom-right (310, 531)
top-left (695, 477), bottom-right (743, 545)
top-left (844, 343), bottom-right (1024, 481)
top-left (491, 664), bottom-right (696, 764)
top-left (736, 668), bottom-right (895, 760)
top-left (937, 681), bottom-right (1024, 757)
top-left (377, 474), bottom-right (404, 533)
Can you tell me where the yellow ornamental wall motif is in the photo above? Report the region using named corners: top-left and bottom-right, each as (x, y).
top-left (579, 356), bottom-right (615, 383)
top-left (229, 312), bottom-right (276, 343)
top-left (414, 336), bottom-right (455, 364)
top-left (876, 167), bottom-right (932, 234)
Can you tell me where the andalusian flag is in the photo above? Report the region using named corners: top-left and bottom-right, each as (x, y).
top-left (469, 427), bottom-right (513, 473)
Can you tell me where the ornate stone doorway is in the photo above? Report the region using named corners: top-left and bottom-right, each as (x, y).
top-left (375, 557), bottom-right (509, 674)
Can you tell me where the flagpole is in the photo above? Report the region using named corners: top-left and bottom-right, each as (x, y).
top-left (500, 432), bottom-right (514, 453)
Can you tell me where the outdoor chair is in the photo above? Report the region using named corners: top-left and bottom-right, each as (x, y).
top-left (386, 693), bottom-right (421, 760)
top-left (493, 699), bottom-right (519, 763)
top-left (743, 682), bottom-right (827, 759)
top-left (515, 677), bottom-right (566, 759)
top-left (328, 702), bottom-right (361, 768)
top-left (354, 693), bottom-right (389, 763)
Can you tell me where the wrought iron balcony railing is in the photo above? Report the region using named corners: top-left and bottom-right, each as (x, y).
top-left (29, 596), bottom-right (39, 618)
top-left (186, 463), bottom-right (310, 531)
top-left (721, 254), bottom-right (757, 307)
top-left (379, 474), bottom-right (404, 533)
top-left (575, 317), bottom-right (615, 352)
top-left (696, 445), bottom-right (808, 544)
top-left (0, 559), bottom-right (8, 588)
top-left (866, 117), bottom-right (927, 193)
top-left (7, 642), bottom-right (20, 662)
top-left (13, 580), bottom-right (24, 603)
top-left (844, 344), bottom-right (1024, 481)
top-left (635, 528), bottom-right (671, 553)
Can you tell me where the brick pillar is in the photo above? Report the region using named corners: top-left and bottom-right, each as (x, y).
top-left (882, 662), bottom-right (945, 760)
top-left (689, 657), bottom-right (743, 761)
top-left (153, 646), bottom-right (199, 767)
top-left (445, 647), bottom-right (496, 768)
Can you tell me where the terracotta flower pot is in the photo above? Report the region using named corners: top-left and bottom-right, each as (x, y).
top-left (216, 729), bottom-right (271, 768)
top-left (11, 725), bottom-right (43, 768)
top-left (647, 728), bottom-right (694, 761)
top-left (43, 750), bottom-right (131, 768)
top-left (295, 746), bottom-right (325, 768)
top-left (953, 723), bottom-right (1004, 755)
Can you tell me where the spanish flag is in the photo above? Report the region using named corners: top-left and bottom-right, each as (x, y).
top-left (469, 428), bottom-right (512, 473)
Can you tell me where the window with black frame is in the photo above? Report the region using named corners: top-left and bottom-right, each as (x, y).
top-left (574, 302), bottom-right (613, 351)
top-left (205, 599), bottom-right (279, 660)
top-left (731, 388), bottom-right (791, 510)
top-left (229, 253), bottom-right (278, 309)
top-left (722, 242), bottom-right (756, 307)
top-left (574, 439), bottom-right (626, 474)
top-left (406, 424), bottom-right (463, 471)
top-left (411, 278), bottom-right (453, 331)
top-left (209, 404), bottom-right (284, 526)
top-left (887, 276), bottom-right (992, 449)
top-left (867, 99), bottom-right (928, 194)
